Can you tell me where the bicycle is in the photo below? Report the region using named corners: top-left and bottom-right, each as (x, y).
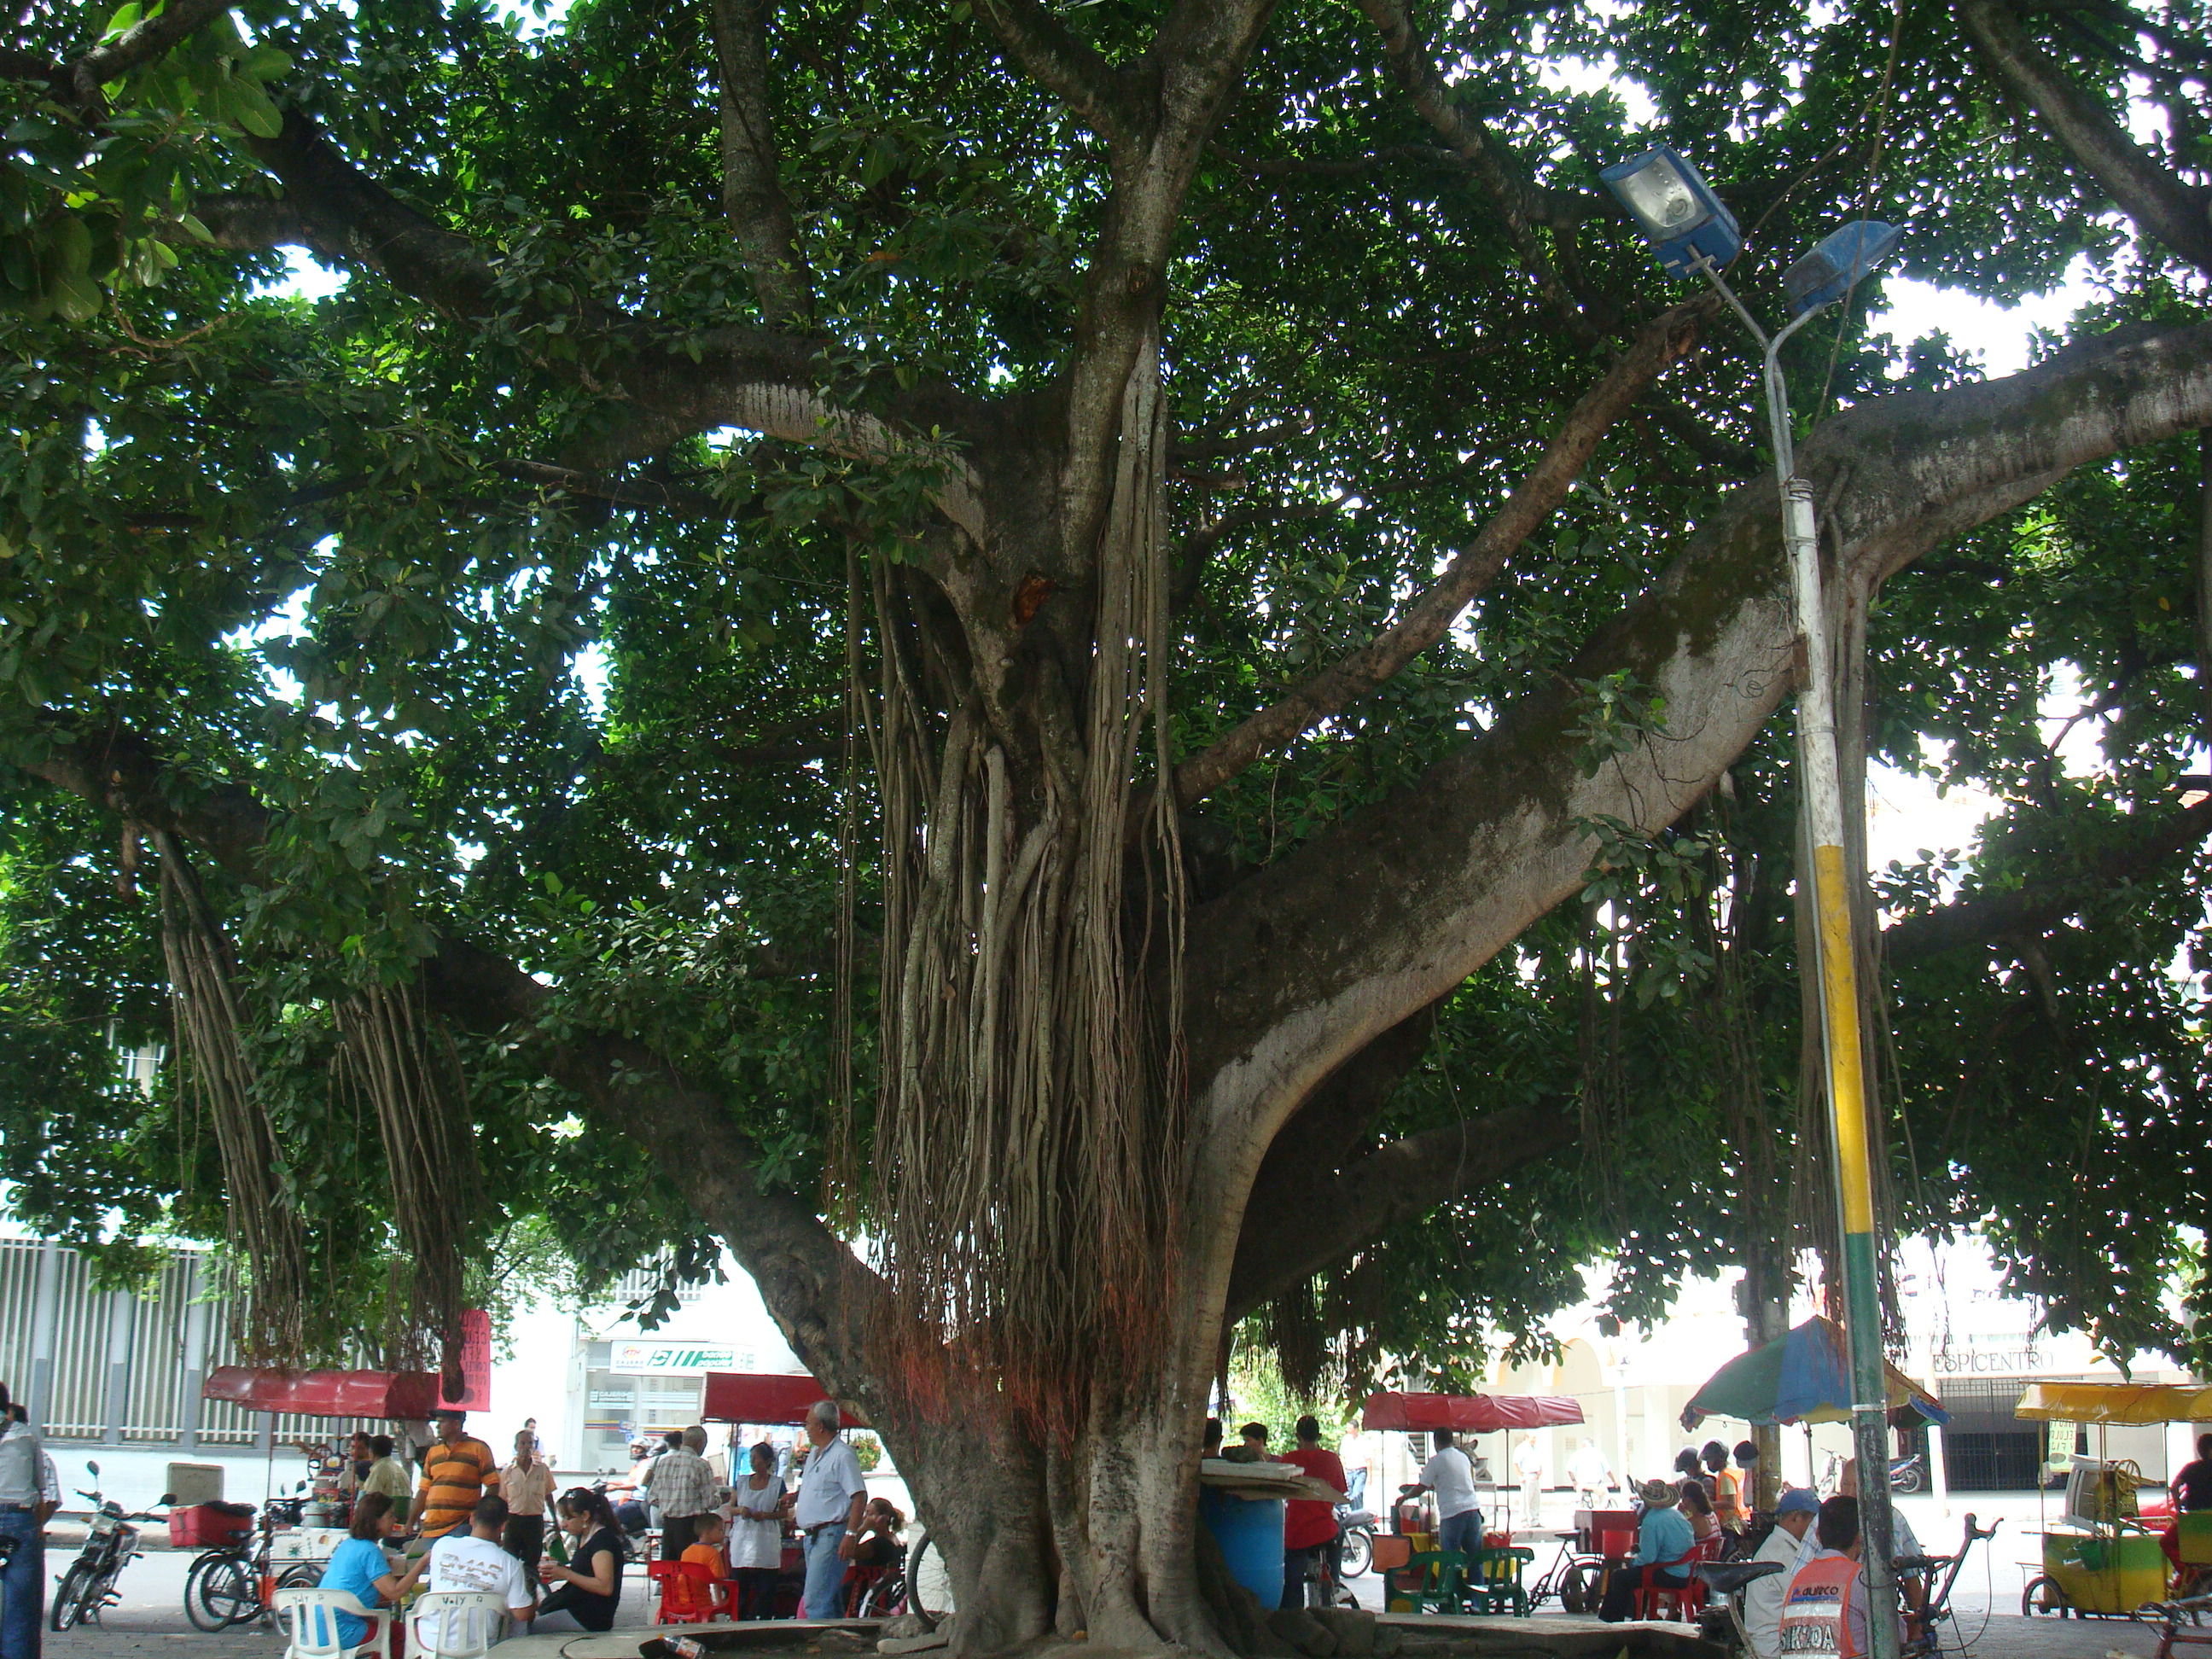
top-left (1528, 1530), bottom-right (1606, 1615)
top-left (1895, 1511), bottom-right (1998, 1659)
top-left (184, 1493), bottom-right (317, 1630)
top-left (2133, 1593), bottom-right (2212, 1659)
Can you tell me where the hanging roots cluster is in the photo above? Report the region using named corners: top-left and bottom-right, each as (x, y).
top-left (155, 834), bottom-right (480, 1382)
top-left (335, 981), bottom-right (483, 1393)
top-left (158, 832), bottom-right (312, 1361)
top-left (846, 342), bottom-right (1188, 1435)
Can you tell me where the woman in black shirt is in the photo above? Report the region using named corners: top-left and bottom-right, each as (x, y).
top-left (537, 1487), bottom-right (625, 1631)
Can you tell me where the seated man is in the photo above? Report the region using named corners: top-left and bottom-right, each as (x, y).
top-left (1598, 1481), bottom-right (1693, 1621)
top-left (416, 1495), bottom-right (536, 1650)
top-left (1778, 1495), bottom-right (1901, 1659)
top-left (1838, 1458), bottom-right (1926, 1642)
top-left (1743, 1488), bottom-right (1820, 1659)
top-left (672, 1511), bottom-right (733, 1619)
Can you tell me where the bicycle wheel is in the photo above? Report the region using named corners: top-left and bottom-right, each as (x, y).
top-left (49, 1561), bottom-right (95, 1631)
top-left (2023, 1575), bottom-right (2071, 1617)
top-left (857, 1573), bottom-right (907, 1618)
top-left (262, 1563), bottom-right (320, 1628)
top-left (1559, 1561), bottom-right (1598, 1615)
top-left (907, 1534), bottom-right (954, 1621)
top-left (1339, 1528), bottom-right (1372, 1579)
top-left (187, 1551), bottom-right (256, 1632)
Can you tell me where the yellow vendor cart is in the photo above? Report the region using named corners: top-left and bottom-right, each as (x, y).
top-left (2014, 1381), bottom-right (2212, 1618)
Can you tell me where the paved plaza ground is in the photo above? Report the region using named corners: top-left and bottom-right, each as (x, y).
top-left (22, 1487), bottom-right (2177, 1659)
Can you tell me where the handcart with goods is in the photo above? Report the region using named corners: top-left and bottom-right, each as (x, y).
top-left (182, 1359), bottom-right (486, 1633)
top-left (1359, 1390), bottom-right (1584, 1615)
top-left (2014, 1381), bottom-right (2212, 1619)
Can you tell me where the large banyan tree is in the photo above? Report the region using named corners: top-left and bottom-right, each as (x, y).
top-left (5, 0), bottom-right (2212, 1647)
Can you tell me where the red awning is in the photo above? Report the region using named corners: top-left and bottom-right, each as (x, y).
top-left (203, 1367), bottom-right (448, 1419)
top-left (1360, 1391), bottom-right (1586, 1434)
top-left (201, 1313), bottom-right (493, 1420)
top-left (701, 1372), bottom-right (865, 1428)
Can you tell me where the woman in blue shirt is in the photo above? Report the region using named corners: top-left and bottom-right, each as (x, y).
top-left (317, 1492), bottom-right (424, 1650)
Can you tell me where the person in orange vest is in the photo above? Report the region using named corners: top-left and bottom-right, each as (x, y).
top-left (1777, 1495), bottom-right (1901, 1657)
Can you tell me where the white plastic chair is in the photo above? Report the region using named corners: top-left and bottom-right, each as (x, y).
top-left (411, 1590), bottom-right (510, 1659)
top-left (274, 1586), bottom-right (387, 1659)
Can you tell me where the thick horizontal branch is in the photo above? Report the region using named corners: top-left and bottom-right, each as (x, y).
top-left (1185, 317), bottom-right (2212, 1179)
top-left (1172, 301), bottom-right (1708, 805)
top-left (1227, 1103), bottom-right (1578, 1322)
top-left (1883, 796), bottom-right (2212, 963)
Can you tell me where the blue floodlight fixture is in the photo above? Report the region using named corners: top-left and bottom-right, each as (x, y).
top-left (1783, 220), bottom-right (1906, 315)
top-left (1599, 145), bottom-right (1743, 278)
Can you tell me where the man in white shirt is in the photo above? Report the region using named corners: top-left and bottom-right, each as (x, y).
top-left (792, 1400), bottom-right (867, 1619)
top-left (0, 1381), bottom-right (52, 1659)
top-left (416, 1495), bottom-right (535, 1650)
top-left (1569, 1438), bottom-right (1616, 1508)
top-left (1416, 1429), bottom-right (1482, 1557)
top-left (1743, 1487), bottom-right (1820, 1658)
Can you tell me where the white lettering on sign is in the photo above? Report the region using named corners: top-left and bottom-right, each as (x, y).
top-left (1930, 1348), bottom-right (2040, 1374)
top-left (609, 1341), bottom-right (744, 1374)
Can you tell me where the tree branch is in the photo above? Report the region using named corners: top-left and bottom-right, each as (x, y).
top-left (1172, 300), bottom-right (1709, 806)
top-left (1355, 0), bottom-right (1608, 337)
top-left (971, 0), bottom-right (1136, 145)
top-left (69, 0), bottom-right (231, 105)
top-left (1957, 0), bottom-right (2212, 275)
top-left (1226, 1103), bottom-right (1578, 1323)
top-left (706, 0), bottom-right (814, 328)
top-left (11, 713), bottom-right (888, 1394)
top-left (1883, 796), bottom-right (2212, 963)
top-left (1185, 317), bottom-right (2212, 1173)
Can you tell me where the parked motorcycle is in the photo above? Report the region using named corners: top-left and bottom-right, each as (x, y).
top-left (49, 1461), bottom-right (173, 1631)
top-left (1889, 1453), bottom-right (1925, 1493)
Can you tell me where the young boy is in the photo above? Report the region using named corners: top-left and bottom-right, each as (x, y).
top-left (672, 1511), bottom-right (733, 1619)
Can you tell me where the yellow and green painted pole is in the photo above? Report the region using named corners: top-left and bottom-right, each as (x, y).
top-left (1780, 463), bottom-right (1901, 1659)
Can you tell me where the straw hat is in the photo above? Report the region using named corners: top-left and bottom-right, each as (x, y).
top-left (1639, 1479), bottom-right (1679, 1507)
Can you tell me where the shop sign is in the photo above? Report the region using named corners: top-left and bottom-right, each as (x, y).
top-left (610, 1340), bottom-right (742, 1374)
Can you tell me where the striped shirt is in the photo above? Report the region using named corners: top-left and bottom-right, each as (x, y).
top-left (416, 1436), bottom-right (500, 1538)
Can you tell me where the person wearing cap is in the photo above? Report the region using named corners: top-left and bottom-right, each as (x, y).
top-left (416, 1410), bottom-right (502, 1542)
top-left (1598, 1479), bottom-right (1696, 1621)
top-left (1743, 1487), bottom-right (1822, 1658)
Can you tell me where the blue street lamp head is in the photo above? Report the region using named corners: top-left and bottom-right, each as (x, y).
top-left (1783, 220), bottom-right (1906, 315)
top-left (1600, 145), bottom-right (1743, 278)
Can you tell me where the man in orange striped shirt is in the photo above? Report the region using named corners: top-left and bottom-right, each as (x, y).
top-left (415, 1411), bottom-right (501, 1542)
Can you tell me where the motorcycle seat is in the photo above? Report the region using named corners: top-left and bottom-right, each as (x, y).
top-left (1694, 1560), bottom-right (1785, 1593)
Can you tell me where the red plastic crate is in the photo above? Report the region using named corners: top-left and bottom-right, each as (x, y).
top-left (169, 1504), bottom-right (253, 1548)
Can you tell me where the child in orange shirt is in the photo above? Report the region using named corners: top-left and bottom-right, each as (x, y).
top-left (672, 1511), bottom-right (732, 1619)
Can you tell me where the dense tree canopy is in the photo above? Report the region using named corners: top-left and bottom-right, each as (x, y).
top-left (5, 0), bottom-right (2212, 1643)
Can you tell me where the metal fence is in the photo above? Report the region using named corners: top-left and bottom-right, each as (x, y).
top-left (0, 1238), bottom-right (383, 1448)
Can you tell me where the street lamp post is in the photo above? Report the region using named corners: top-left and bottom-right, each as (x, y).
top-left (1604, 146), bottom-right (1907, 1659)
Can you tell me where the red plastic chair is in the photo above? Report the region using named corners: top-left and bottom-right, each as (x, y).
top-left (1634, 1536), bottom-right (1721, 1621)
top-left (645, 1560), bottom-right (683, 1625)
top-left (676, 1559), bottom-right (737, 1623)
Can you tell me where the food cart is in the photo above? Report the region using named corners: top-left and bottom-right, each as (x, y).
top-left (2014, 1380), bottom-right (2212, 1618)
top-left (184, 1351), bottom-right (488, 1632)
top-left (1359, 1390), bottom-right (1584, 1613)
top-left (699, 1371), bottom-right (876, 1617)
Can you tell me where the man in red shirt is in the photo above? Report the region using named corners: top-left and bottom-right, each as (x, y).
top-left (1279, 1415), bottom-right (1350, 1610)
